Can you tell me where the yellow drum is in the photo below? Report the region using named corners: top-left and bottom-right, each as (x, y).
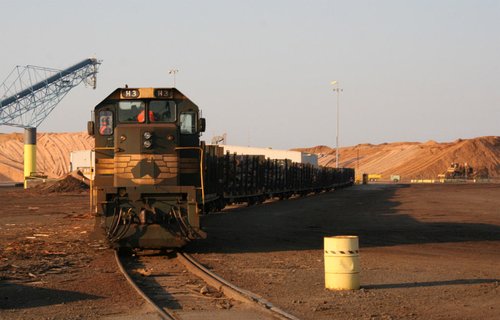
top-left (324, 235), bottom-right (360, 290)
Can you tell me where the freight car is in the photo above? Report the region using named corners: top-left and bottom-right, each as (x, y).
top-left (88, 87), bottom-right (354, 249)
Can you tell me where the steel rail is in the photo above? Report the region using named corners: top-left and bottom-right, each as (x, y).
top-left (177, 252), bottom-right (301, 320)
top-left (114, 250), bottom-right (178, 320)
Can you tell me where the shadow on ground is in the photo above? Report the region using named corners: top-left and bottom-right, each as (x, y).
top-left (363, 278), bottom-right (499, 290)
top-left (186, 184), bottom-right (500, 254)
top-left (0, 282), bottom-right (101, 309)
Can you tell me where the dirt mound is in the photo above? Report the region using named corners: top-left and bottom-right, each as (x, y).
top-left (297, 136), bottom-right (500, 180)
top-left (298, 145), bottom-right (333, 155)
top-left (0, 132), bottom-right (93, 182)
top-left (0, 132), bottom-right (23, 144)
top-left (46, 176), bottom-right (89, 193)
top-left (33, 171), bottom-right (90, 193)
top-left (0, 132), bottom-right (498, 182)
top-left (42, 176), bottom-right (89, 193)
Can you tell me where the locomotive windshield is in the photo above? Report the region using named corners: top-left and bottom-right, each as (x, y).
top-left (150, 100), bottom-right (176, 122)
top-left (118, 101), bottom-right (146, 123)
top-left (118, 100), bottom-right (177, 123)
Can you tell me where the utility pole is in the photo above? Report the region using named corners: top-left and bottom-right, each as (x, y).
top-left (169, 69), bottom-right (179, 87)
top-left (331, 81), bottom-right (343, 168)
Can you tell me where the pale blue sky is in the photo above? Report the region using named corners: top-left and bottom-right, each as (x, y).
top-left (1, 0), bottom-right (499, 149)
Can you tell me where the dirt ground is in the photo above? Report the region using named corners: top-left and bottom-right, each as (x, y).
top-left (1, 183), bottom-right (499, 319)
top-left (187, 183), bottom-right (500, 320)
top-left (0, 188), bottom-right (157, 320)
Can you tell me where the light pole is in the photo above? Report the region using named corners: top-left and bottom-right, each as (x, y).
top-left (331, 81), bottom-right (343, 168)
top-left (169, 69), bottom-right (179, 87)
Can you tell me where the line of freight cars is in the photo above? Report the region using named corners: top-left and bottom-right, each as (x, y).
top-left (201, 144), bottom-right (355, 212)
top-left (90, 87), bottom-right (354, 249)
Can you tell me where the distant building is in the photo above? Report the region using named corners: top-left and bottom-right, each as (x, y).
top-left (69, 150), bottom-right (94, 179)
top-left (217, 145), bottom-right (318, 167)
top-left (69, 145), bottom-right (319, 180)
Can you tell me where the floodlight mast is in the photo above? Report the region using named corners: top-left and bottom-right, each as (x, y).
top-left (331, 80), bottom-right (343, 169)
top-left (0, 58), bottom-right (101, 188)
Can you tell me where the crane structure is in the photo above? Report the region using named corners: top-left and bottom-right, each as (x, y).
top-left (0, 58), bottom-right (101, 187)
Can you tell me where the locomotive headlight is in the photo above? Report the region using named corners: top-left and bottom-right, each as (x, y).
top-left (143, 131), bottom-right (152, 140)
top-left (167, 134), bottom-right (175, 141)
top-left (120, 135), bottom-right (127, 142)
top-left (143, 140), bottom-right (152, 148)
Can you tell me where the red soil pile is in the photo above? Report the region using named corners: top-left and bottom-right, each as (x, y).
top-left (0, 132), bottom-right (498, 182)
top-left (0, 132), bottom-right (93, 181)
top-left (31, 171), bottom-right (90, 194)
top-left (296, 136), bottom-right (500, 180)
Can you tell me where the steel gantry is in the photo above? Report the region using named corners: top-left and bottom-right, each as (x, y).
top-left (0, 58), bottom-right (100, 128)
top-left (0, 58), bottom-right (101, 187)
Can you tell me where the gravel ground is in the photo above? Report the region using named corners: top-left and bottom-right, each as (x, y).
top-left (187, 184), bottom-right (500, 320)
top-left (0, 188), bottom-right (158, 320)
top-left (1, 183), bottom-right (499, 319)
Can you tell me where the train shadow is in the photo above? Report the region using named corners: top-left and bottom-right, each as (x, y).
top-left (0, 282), bottom-right (101, 309)
top-left (186, 183), bottom-right (500, 254)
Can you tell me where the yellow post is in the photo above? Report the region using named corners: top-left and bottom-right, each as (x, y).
top-left (324, 235), bottom-right (360, 290)
top-left (24, 127), bottom-right (37, 189)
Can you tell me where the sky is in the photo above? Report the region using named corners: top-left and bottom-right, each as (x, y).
top-left (0, 0), bottom-right (499, 150)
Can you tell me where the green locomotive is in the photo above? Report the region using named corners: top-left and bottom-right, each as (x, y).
top-left (89, 87), bottom-right (206, 248)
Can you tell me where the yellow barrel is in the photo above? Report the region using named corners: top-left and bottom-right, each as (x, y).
top-left (324, 235), bottom-right (360, 290)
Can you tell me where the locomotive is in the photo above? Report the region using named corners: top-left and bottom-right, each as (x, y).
top-left (88, 87), bottom-right (354, 249)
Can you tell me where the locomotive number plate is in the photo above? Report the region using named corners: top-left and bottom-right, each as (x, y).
top-left (121, 89), bottom-right (140, 99)
top-left (154, 89), bottom-right (173, 98)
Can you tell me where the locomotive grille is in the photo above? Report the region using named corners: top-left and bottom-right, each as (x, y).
top-left (108, 154), bottom-right (200, 185)
top-left (114, 154), bottom-right (178, 185)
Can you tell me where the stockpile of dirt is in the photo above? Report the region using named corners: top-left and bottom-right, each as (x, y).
top-left (0, 132), bottom-right (498, 182)
top-left (0, 132), bottom-right (93, 182)
top-left (296, 136), bottom-right (500, 180)
top-left (30, 171), bottom-right (90, 194)
top-left (45, 175), bottom-right (89, 193)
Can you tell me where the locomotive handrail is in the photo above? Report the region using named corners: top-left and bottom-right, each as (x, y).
top-left (174, 147), bottom-right (205, 206)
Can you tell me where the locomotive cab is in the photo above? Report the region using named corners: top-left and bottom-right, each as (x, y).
top-left (90, 88), bottom-right (206, 249)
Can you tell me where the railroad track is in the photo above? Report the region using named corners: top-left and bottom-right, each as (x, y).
top-left (115, 250), bottom-right (300, 320)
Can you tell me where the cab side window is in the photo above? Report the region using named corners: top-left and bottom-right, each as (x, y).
top-left (99, 110), bottom-right (113, 136)
top-left (179, 112), bottom-right (196, 134)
